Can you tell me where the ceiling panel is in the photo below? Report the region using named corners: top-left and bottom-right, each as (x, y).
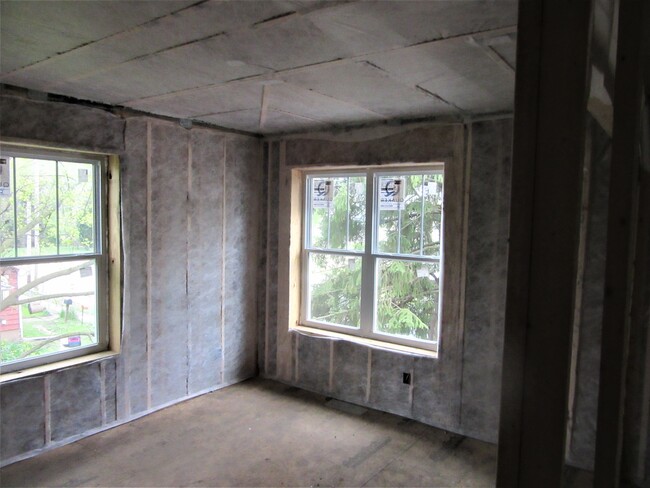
top-left (265, 82), bottom-right (385, 125)
top-left (1, 0), bottom-right (518, 135)
top-left (0, 0), bottom-right (300, 92)
top-left (264, 108), bottom-right (333, 133)
top-left (125, 82), bottom-right (264, 119)
top-left (287, 1), bottom-right (350, 12)
top-left (366, 37), bottom-right (515, 113)
top-left (196, 109), bottom-right (263, 133)
top-left (43, 43), bottom-right (269, 106)
top-left (0, 0), bottom-right (194, 74)
top-left (220, 15), bottom-right (352, 71)
top-left (307, 0), bottom-right (517, 53)
top-left (491, 42), bottom-right (517, 71)
top-left (281, 61), bottom-right (451, 118)
top-left (198, 106), bottom-right (333, 134)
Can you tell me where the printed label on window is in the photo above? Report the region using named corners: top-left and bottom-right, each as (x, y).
top-left (0, 158), bottom-right (10, 197)
top-left (424, 181), bottom-right (442, 197)
top-left (312, 179), bottom-right (333, 208)
top-left (79, 267), bottom-right (93, 278)
top-left (416, 267), bottom-right (429, 278)
top-left (378, 177), bottom-right (405, 210)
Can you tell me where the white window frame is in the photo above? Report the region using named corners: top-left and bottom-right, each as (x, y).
top-left (300, 165), bottom-right (444, 352)
top-left (0, 146), bottom-right (113, 374)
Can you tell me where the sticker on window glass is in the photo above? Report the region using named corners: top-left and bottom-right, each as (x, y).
top-left (79, 266), bottom-right (93, 278)
top-left (0, 158), bottom-right (10, 197)
top-left (416, 267), bottom-right (429, 278)
top-left (78, 168), bottom-right (89, 183)
top-left (312, 179), bottom-right (333, 209)
top-left (378, 177), bottom-right (405, 210)
top-left (424, 180), bottom-right (442, 197)
top-left (64, 336), bottom-right (82, 348)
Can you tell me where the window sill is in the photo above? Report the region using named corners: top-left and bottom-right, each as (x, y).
top-left (0, 350), bottom-right (119, 384)
top-left (292, 324), bottom-right (438, 358)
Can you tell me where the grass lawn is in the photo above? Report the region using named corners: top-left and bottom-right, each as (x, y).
top-left (21, 304), bottom-right (49, 318)
top-left (0, 340), bottom-right (61, 362)
top-left (22, 316), bottom-right (95, 338)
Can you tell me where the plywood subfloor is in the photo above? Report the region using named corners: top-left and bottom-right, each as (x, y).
top-left (0, 378), bottom-right (591, 487)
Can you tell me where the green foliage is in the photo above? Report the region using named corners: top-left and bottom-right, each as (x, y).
top-left (21, 303), bottom-right (50, 318)
top-left (309, 173), bottom-right (443, 341)
top-left (375, 259), bottom-right (439, 340)
top-left (0, 340), bottom-right (37, 362)
top-left (23, 315), bottom-right (93, 338)
top-left (58, 307), bottom-right (79, 322)
top-left (311, 176), bottom-right (365, 251)
top-left (310, 255), bottom-right (362, 327)
top-left (0, 338), bottom-right (64, 362)
top-left (0, 334), bottom-right (93, 362)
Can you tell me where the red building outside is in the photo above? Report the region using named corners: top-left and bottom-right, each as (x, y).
top-left (1, 267), bottom-right (21, 340)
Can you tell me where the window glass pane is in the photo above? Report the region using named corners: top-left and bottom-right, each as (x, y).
top-left (0, 260), bottom-right (98, 365)
top-left (400, 175), bottom-right (425, 255)
top-left (375, 174), bottom-right (408, 254)
top-left (347, 177), bottom-right (366, 251)
top-left (376, 172), bottom-right (443, 257)
top-left (308, 176), bottom-right (365, 251)
top-left (375, 258), bottom-right (440, 342)
top-left (58, 162), bottom-right (96, 254)
top-left (308, 252), bottom-right (361, 328)
top-left (0, 157), bottom-right (16, 258)
top-left (15, 158), bottom-right (58, 257)
top-left (423, 172), bottom-right (443, 257)
top-left (376, 206), bottom-right (398, 254)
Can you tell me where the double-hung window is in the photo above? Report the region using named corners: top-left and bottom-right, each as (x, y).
top-left (301, 166), bottom-right (444, 351)
top-left (0, 147), bottom-right (117, 374)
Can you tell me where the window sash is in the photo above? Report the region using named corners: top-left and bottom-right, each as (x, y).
top-left (0, 151), bottom-right (103, 260)
top-left (301, 166), bottom-right (444, 351)
top-left (372, 169), bottom-right (444, 259)
top-left (0, 147), bottom-right (108, 374)
top-left (304, 173), bottom-right (367, 252)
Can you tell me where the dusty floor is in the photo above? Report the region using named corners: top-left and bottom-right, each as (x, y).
top-left (1, 378), bottom-right (592, 487)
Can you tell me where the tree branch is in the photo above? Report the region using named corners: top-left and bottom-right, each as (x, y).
top-left (3, 291), bottom-right (94, 309)
top-left (18, 332), bottom-right (95, 359)
top-left (311, 309), bottom-right (354, 322)
top-left (0, 207), bottom-right (57, 254)
top-left (7, 259), bottom-right (92, 298)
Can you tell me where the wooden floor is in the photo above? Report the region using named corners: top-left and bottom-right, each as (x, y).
top-left (1, 378), bottom-right (592, 487)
